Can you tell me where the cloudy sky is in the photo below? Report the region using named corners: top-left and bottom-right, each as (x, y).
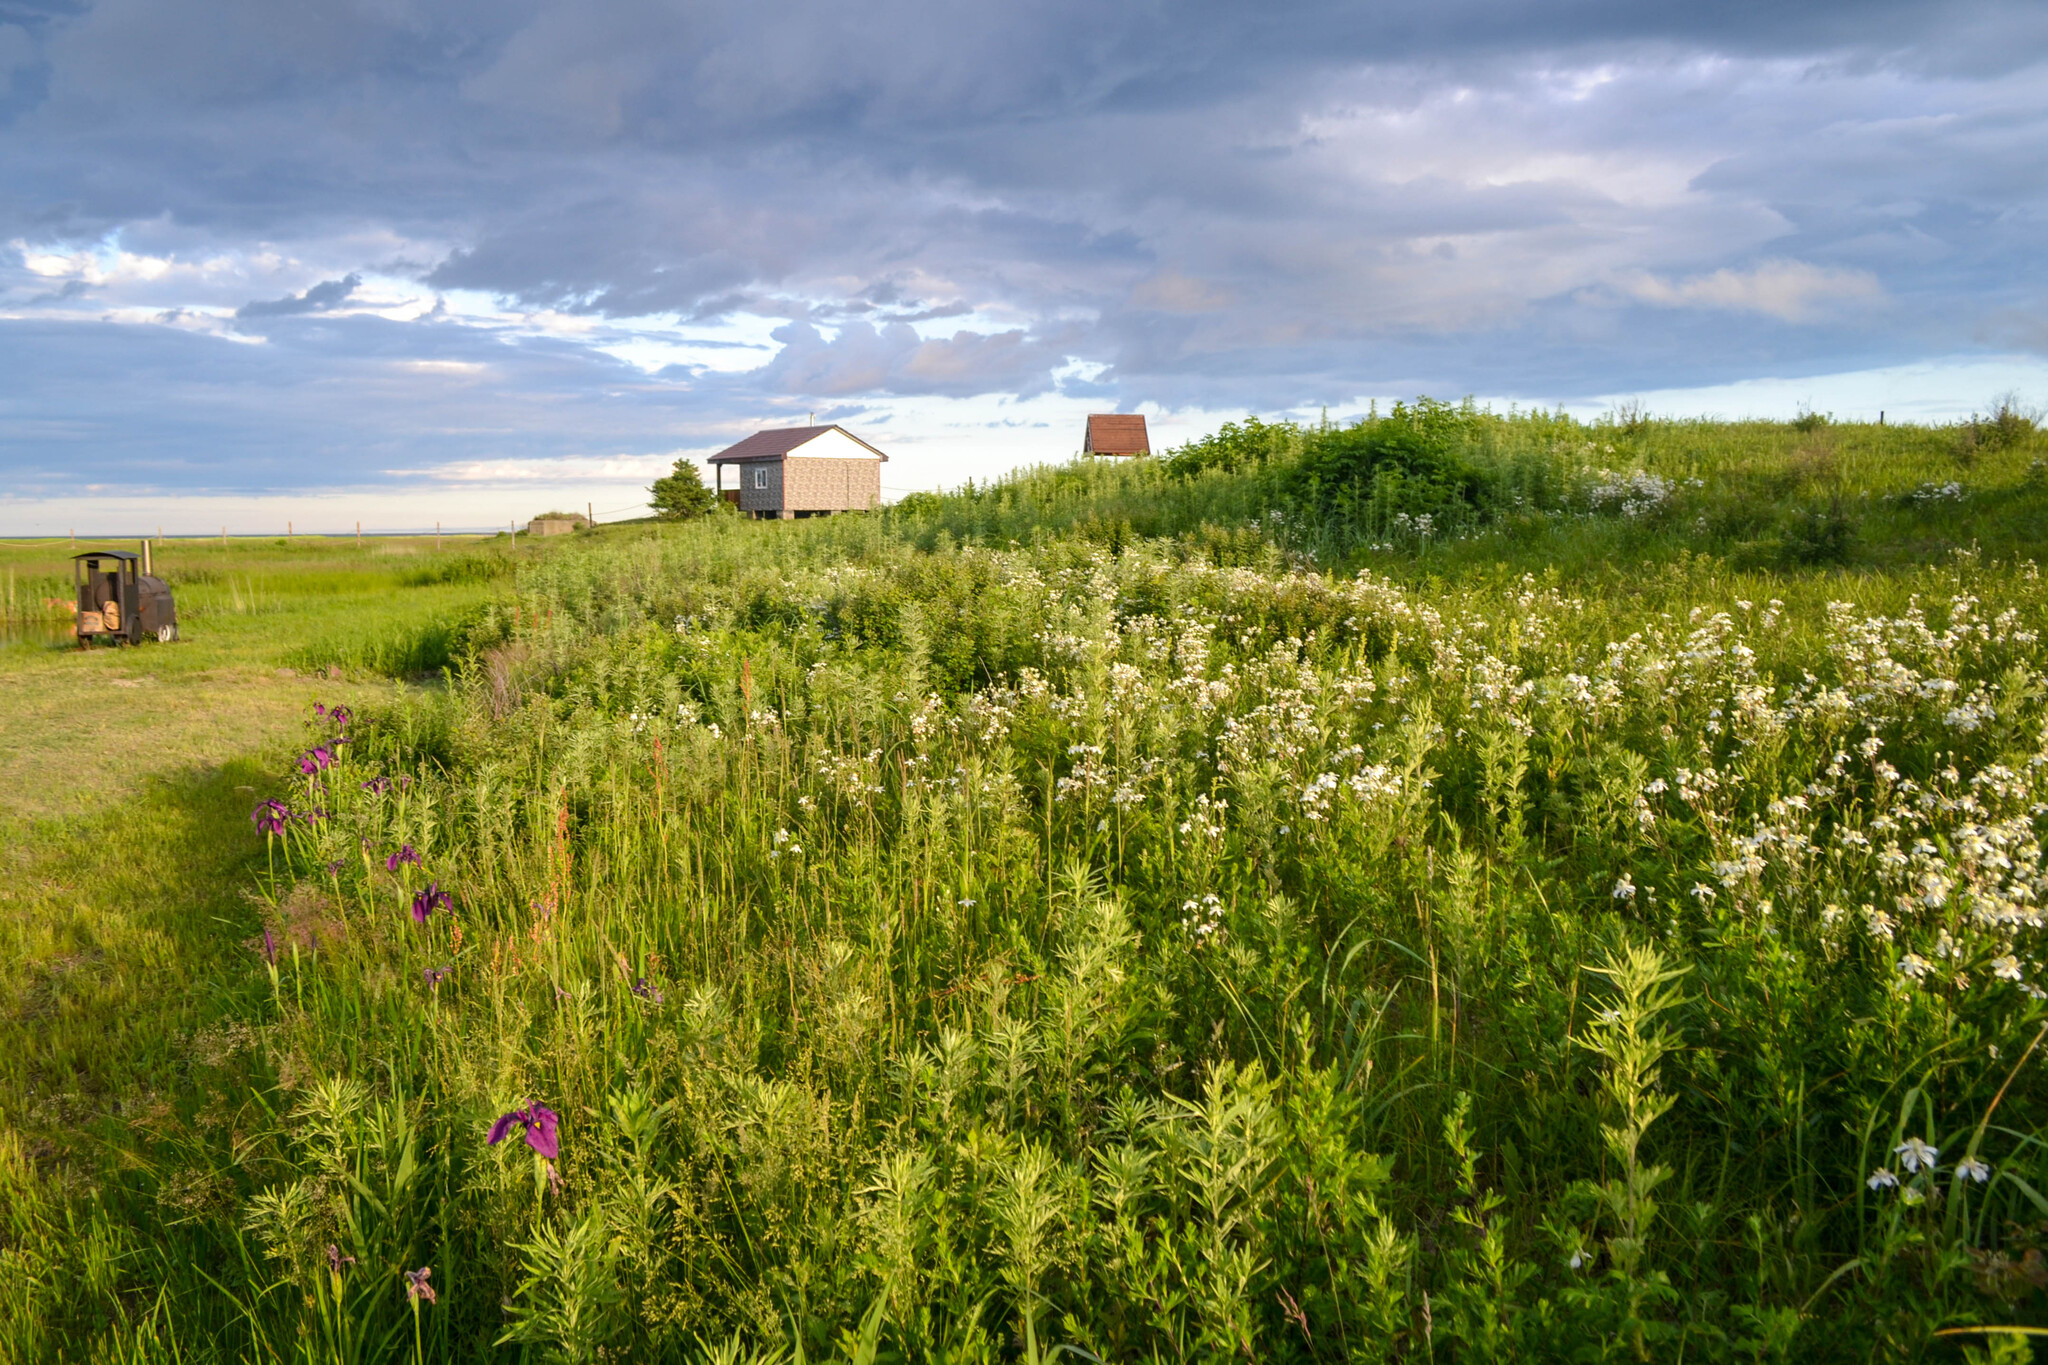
top-left (3, 0), bottom-right (2046, 532)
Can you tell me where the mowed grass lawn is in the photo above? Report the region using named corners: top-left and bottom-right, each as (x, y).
top-left (0, 533), bottom-right (521, 1199)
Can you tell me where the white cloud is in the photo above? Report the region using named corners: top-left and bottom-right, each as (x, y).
top-left (1619, 259), bottom-right (1884, 321)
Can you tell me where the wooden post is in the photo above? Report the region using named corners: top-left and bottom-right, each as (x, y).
top-left (356, 520), bottom-right (361, 547)
top-left (436, 521), bottom-right (441, 551)
top-left (69, 529), bottom-right (74, 549)
top-left (587, 501), bottom-right (593, 528)
top-left (221, 525), bottom-right (227, 548)
top-left (288, 521), bottom-right (293, 540)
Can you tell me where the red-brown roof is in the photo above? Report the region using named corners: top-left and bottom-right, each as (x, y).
top-left (1084, 413), bottom-right (1150, 455)
top-left (706, 425), bottom-right (889, 463)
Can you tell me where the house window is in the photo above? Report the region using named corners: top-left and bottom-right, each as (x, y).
top-left (753, 468), bottom-right (769, 490)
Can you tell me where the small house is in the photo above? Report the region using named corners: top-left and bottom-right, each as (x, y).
top-left (707, 425), bottom-right (887, 519)
top-left (1084, 413), bottom-right (1150, 457)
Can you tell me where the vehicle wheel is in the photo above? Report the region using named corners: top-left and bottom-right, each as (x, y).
top-left (158, 624), bottom-right (178, 643)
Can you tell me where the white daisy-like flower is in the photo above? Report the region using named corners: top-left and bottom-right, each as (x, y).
top-left (1867, 1167), bottom-right (1898, 1190)
top-left (1897, 953), bottom-right (1932, 981)
top-left (1956, 1157), bottom-right (1991, 1183)
top-left (1613, 875), bottom-right (1636, 901)
top-left (1895, 1137), bottom-right (1939, 1173)
top-left (1992, 955), bottom-right (2023, 981)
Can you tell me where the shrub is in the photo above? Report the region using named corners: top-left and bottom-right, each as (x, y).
top-left (1163, 416), bottom-right (1302, 480)
top-left (1291, 399), bottom-right (1490, 541)
top-left (1955, 396), bottom-right (2039, 458)
top-left (1778, 498), bottom-right (1859, 566)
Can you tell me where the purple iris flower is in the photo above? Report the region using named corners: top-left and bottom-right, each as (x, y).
top-left (325, 860), bottom-right (346, 876)
top-left (260, 928), bottom-right (277, 966)
top-left (325, 1244), bottom-right (355, 1275)
top-left (296, 746), bottom-right (335, 776)
top-left (410, 882), bottom-right (450, 924)
top-left (631, 978), bottom-right (665, 1004)
top-left (386, 844), bottom-right (421, 871)
top-left (403, 1266), bottom-right (436, 1306)
top-left (250, 800), bottom-right (292, 834)
top-left (313, 703), bottom-right (328, 718)
top-left (362, 777), bottom-right (390, 795)
top-left (423, 966), bottom-right (452, 987)
top-left (487, 1102), bottom-right (561, 1160)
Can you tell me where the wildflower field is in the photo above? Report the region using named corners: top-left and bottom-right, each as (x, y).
top-left (8, 404), bottom-right (2048, 1362)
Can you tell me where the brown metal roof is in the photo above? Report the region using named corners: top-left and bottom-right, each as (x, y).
top-left (1084, 413), bottom-right (1150, 455)
top-left (706, 424), bottom-right (889, 463)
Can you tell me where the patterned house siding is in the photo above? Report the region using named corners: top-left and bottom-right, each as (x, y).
top-left (729, 456), bottom-right (880, 516)
top-left (783, 457), bottom-right (881, 512)
top-left (737, 461), bottom-right (783, 515)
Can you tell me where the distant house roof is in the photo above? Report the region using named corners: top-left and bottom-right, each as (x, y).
top-left (1084, 413), bottom-right (1150, 455)
top-left (707, 424), bottom-right (889, 463)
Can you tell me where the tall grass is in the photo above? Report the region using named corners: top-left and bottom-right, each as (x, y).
top-left (6, 413), bottom-right (2048, 1362)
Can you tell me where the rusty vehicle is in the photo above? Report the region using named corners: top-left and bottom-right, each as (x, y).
top-left (74, 546), bottom-right (178, 645)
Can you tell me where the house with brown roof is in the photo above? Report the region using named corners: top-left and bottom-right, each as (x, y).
top-left (1084, 413), bottom-right (1150, 456)
top-left (707, 425), bottom-right (887, 519)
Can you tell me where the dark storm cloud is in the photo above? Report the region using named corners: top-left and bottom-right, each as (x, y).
top-left (1, 0), bottom-right (2045, 497)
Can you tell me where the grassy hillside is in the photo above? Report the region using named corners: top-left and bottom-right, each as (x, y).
top-left (6, 409), bottom-right (2048, 1363)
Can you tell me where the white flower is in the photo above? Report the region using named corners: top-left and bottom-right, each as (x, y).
top-left (1992, 955), bottom-right (2023, 982)
top-left (1690, 883), bottom-right (1717, 904)
top-left (1613, 876), bottom-right (1636, 901)
top-left (958, 898), bottom-right (976, 907)
top-left (1569, 1251), bottom-right (1585, 1270)
top-left (1867, 1167), bottom-right (1898, 1190)
top-left (1897, 953), bottom-right (1932, 981)
top-left (1956, 1157), bottom-right (1991, 1183)
top-left (1894, 1137), bottom-right (1939, 1173)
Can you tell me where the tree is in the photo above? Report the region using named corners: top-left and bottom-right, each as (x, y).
top-left (648, 459), bottom-right (715, 520)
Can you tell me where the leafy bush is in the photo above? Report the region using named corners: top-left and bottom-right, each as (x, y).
top-left (1956, 397), bottom-right (2040, 458)
top-left (1162, 415), bottom-right (1302, 480)
top-left (1280, 398), bottom-right (1499, 547)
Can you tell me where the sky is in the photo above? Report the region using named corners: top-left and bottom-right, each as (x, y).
top-left (2, 0), bottom-right (2047, 534)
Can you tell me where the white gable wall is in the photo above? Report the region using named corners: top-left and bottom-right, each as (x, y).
top-left (791, 427), bottom-right (883, 461)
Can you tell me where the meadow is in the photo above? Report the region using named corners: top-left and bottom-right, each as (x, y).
top-left (6, 403), bottom-right (2048, 1363)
